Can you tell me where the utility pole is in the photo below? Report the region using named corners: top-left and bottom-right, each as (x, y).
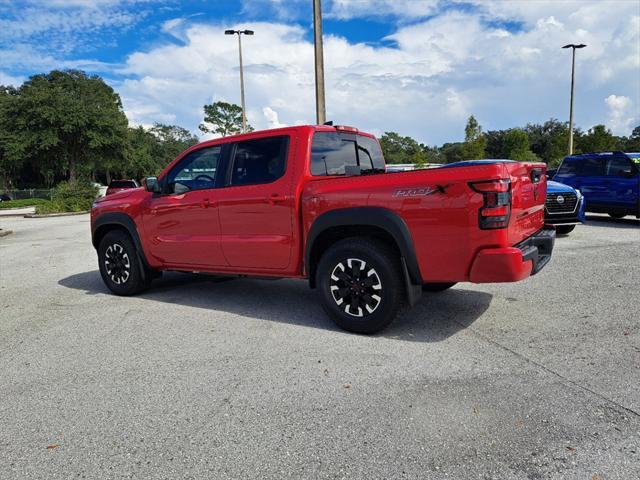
top-left (225, 29), bottom-right (254, 133)
top-left (313, 0), bottom-right (326, 125)
top-left (562, 43), bottom-right (586, 155)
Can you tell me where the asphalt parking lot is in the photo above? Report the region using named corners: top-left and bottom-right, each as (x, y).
top-left (0, 214), bottom-right (639, 479)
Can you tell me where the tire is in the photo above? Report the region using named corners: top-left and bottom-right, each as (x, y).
top-left (608, 213), bottom-right (626, 219)
top-left (316, 237), bottom-right (404, 334)
top-left (422, 282), bottom-right (457, 292)
top-left (98, 230), bottom-right (151, 296)
top-left (555, 225), bottom-right (576, 235)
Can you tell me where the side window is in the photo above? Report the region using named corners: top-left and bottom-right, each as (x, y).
top-left (311, 132), bottom-right (357, 176)
top-left (575, 158), bottom-right (604, 177)
top-left (230, 136), bottom-right (289, 186)
top-left (605, 157), bottom-right (633, 176)
top-left (166, 146), bottom-right (221, 193)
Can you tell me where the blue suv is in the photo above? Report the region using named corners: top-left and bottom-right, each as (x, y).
top-left (545, 180), bottom-right (586, 234)
top-left (554, 152), bottom-right (640, 219)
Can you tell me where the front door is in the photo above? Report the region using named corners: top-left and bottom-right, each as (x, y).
top-left (217, 133), bottom-right (295, 270)
top-left (572, 157), bottom-right (608, 208)
top-left (142, 145), bottom-right (227, 268)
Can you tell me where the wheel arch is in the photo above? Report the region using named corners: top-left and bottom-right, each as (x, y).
top-left (305, 207), bottom-right (422, 288)
top-left (92, 212), bottom-right (151, 269)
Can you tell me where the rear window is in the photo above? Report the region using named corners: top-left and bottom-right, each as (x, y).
top-left (109, 180), bottom-right (137, 188)
top-left (311, 132), bottom-right (385, 176)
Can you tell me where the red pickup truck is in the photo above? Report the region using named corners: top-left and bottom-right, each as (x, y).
top-left (91, 124), bottom-right (554, 333)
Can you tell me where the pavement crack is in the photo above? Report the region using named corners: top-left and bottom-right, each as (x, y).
top-left (455, 320), bottom-right (640, 420)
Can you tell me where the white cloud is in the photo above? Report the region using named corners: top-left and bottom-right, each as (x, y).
top-left (605, 95), bottom-right (636, 135)
top-left (328, 0), bottom-right (439, 20)
top-left (0, 71), bottom-right (25, 86)
top-left (6, 0), bottom-right (637, 143)
top-left (263, 107), bottom-right (287, 129)
top-left (116, 2), bottom-right (640, 144)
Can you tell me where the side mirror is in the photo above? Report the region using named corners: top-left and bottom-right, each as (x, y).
top-left (144, 176), bottom-right (161, 193)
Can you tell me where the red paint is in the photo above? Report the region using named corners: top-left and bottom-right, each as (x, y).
top-left (92, 125), bottom-right (550, 284)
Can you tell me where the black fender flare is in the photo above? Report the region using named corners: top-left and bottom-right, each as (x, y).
top-left (305, 207), bottom-right (423, 287)
top-left (92, 212), bottom-right (151, 270)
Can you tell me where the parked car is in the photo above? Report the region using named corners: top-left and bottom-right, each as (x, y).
top-left (91, 125), bottom-right (554, 334)
top-left (0, 193), bottom-right (12, 202)
top-left (106, 179), bottom-right (139, 196)
top-left (544, 180), bottom-right (586, 234)
top-left (91, 182), bottom-right (108, 198)
top-left (553, 152), bottom-right (639, 219)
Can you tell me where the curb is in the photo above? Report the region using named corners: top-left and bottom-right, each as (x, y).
top-left (0, 229), bottom-right (13, 238)
top-left (24, 211), bottom-right (90, 218)
top-left (0, 212), bottom-right (33, 217)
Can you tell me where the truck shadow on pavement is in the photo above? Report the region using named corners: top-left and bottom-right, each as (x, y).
top-left (59, 271), bottom-right (492, 342)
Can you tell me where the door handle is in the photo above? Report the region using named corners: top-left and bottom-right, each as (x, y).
top-left (268, 194), bottom-right (286, 205)
top-left (201, 198), bottom-right (210, 208)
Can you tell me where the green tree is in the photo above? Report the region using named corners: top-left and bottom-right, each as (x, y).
top-left (149, 123), bottom-right (198, 167)
top-left (502, 129), bottom-right (538, 161)
top-left (577, 124), bottom-right (619, 153)
top-left (0, 85), bottom-right (22, 188)
top-left (379, 131), bottom-right (422, 164)
top-left (199, 101), bottom-right (251, 137)
top-left (440, 142), bottom-right (464, 163)
top-left (461, 115), bottom-right (486, 160)
top-left (524, 119), bottom-right (570, 166)
top-left (6, 70), bottom-right (129, 184)
top-left (621, 125), bottom-right (640, 151)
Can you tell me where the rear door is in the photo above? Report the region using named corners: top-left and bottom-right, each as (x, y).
top-left (216, 133), bottom-right (296, 270)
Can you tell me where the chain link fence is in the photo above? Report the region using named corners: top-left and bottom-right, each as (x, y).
top-left (1, 189), bottom-right (54, 200)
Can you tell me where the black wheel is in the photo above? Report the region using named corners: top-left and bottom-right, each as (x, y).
top-left (608, 213), bottom-right (626, 219)
top-left (422, 282), bottom-right (457, 292)
top-left (98, 230), bottom-right (151, 296)
top-left (556, 225), bottom-right (576, 235)
top-left (316, 238), bottom-right (404, 334)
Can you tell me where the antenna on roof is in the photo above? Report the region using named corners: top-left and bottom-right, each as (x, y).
top-left (323, 121), bottom-right (333, 126)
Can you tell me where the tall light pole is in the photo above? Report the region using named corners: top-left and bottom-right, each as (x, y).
top-left (313, 0), bottom-right (326, 125)
top-left (562, 43), bottom-right (586, 155)
top-left (225, 29), bottom-right (254, 133)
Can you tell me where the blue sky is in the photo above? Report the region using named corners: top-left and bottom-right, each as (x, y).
top-left (1, 0), bottom-right (638, 144)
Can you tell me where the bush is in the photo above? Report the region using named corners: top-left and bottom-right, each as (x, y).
top-left (35, 181), bottom-right (98, 214)
top-left (0, 198), bottom-right (49, 209)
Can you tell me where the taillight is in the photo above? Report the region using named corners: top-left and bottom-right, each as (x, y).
top-left (469, 179), bottom-right (511, 229)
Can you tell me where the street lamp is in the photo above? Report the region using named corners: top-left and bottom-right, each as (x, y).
top-left (225, 29), bottom-right (254, 133)
top-left (562, 43), bottom-right (587, 155)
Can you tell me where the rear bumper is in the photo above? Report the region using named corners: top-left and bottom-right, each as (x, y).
top-left (469, 228), bottom-right (555, 283)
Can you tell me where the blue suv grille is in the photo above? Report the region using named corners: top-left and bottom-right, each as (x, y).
top-left (546, 192), bottom-right (578, 214)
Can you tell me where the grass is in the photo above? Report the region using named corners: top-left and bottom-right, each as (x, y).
top-left (0, 198), bottom-right (49, 209)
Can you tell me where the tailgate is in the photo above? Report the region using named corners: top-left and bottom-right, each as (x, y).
top-left (504, 161), bottom-right (547, 245)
